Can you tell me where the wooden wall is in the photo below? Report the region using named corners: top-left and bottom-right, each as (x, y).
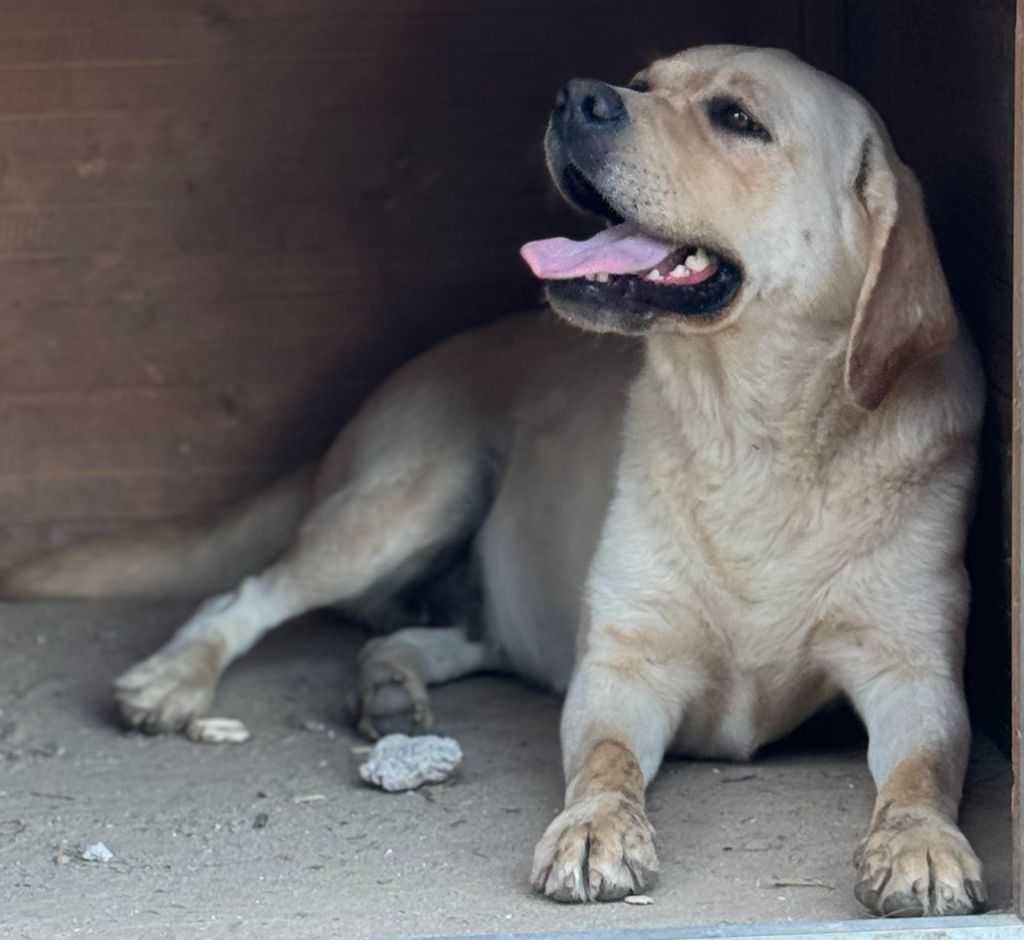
top-left (0, 0), bottom-right (1015, 741)
top-left (843, 0), bottom-right (1018, 743)
top-left (0, 0), bottom-right (839, 566)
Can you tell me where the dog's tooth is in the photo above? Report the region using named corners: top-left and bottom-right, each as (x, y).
top-left (685, 248), bottom-right (711, 272)
top-left (669, 265), bottom-right (688, 278)
top-left (646, 269), bottom-right (664, 281)
top-left (596, 272), bottom-right (610, 283)
top-left (584, 273), bottom-right (596, 281)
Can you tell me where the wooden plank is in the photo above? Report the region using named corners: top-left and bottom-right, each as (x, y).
top-left (0, 110), bottom-right (549, 209)
top-left (0, 248), bottom-right (541, 308)
top-left (0, 466), bottom-right (294, 525)
top-left (0, 0), bottom-right (801, 33)
top-left (0, 323), bottom-right (379, 394)
top-left (0, 191), bottom-right (566, 257)
top-left (0, 9), bottom-right (829, 70)
top-left (1011, 0), bottom-right (1023, 912)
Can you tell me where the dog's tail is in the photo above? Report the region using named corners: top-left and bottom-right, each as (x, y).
top-left (0, 467), bottom-right (316, 600)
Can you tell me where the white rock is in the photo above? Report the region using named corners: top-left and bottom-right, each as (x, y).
top-left (292, 793), bottom-right (326, 804)
top-left (624, 894), bottom-right (654, 905)
top-left (358, 733), bottom-right (462, 792)
top-left (185, 717), bottom-right (251, 744)
top-left (81, 842), bottom-right (114, 863)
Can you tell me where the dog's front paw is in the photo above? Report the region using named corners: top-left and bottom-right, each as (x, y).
top-left (531, 793), bottom-right (658, 902)
top-left (114, 640), bottom-right (222, 733)
top-left (854, 807), bottom-right (986, 916)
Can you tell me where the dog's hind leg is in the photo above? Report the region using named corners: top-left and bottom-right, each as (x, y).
top-left (353, 626), bottom-right (507, 739)
top-left (115, 377), bottom-right (496, 733)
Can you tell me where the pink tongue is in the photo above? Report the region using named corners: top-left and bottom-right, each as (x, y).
top-left (520, 223), bottom-right (676, 279)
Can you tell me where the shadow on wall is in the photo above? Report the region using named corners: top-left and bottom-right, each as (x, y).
top-left (259, 0), bottom-right (841, 443)
top-left (0, 2), bottom-right (844, 563)
top-left (842, 0), bottom-right (1016, 749)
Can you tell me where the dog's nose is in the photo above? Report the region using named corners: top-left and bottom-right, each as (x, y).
top-left (555, 78), bottom-right (627, 130)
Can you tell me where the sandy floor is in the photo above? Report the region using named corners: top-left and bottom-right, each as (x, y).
top-left (0, 601), bottom-right (1013, 939)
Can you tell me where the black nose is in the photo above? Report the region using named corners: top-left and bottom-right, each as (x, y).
top-left (555, 78), bottom-right (626, 128)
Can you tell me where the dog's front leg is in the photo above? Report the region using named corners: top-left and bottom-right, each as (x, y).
top-left (531, 623), bottom-right (692, 902)
top-left (844, 667), bottom-right (986, 916)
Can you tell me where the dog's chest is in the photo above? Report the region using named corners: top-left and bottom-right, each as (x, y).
top-left (630, 444), bottom-right (847, 757)
top-left (648, 439), bottom-right (841, 607)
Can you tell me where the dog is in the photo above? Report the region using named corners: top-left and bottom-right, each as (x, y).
top-left (1, 45), bottom-right (986, 916)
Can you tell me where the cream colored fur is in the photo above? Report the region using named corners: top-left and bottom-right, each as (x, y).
top-left (0, 46), bottom-right (986, 916)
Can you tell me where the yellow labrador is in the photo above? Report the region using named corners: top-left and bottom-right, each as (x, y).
top-left (1, 46), bottom-right (985, 916)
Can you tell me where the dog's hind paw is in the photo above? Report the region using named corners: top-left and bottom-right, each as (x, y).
top-left (114, 640), bottom-right (222, 734)
top-left (354, 638), bottom-right (433, 740)
top-left (531, 792), bottom-right (659, 902)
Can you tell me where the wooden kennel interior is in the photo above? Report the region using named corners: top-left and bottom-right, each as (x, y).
top-left (0, 0), bottom-right (1020, 936)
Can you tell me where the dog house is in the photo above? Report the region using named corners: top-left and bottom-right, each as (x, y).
top-left (0, 0), bottom-right (1021, 937)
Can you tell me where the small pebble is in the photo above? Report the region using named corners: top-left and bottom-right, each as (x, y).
top-left (253, 812), bottom-right (269, 829)
top-left (185, 717), bottom-right (251, 745)
top-left (624, 894), bottom-right (654, 906)
top-left (53, 852), bottom-right (70, 865)
top-left (359, 734), bottom-right (462, 792)
top-left (301, 720), bottom-right (326, 733)
top-left (81, 842), bottom-right (114, 863)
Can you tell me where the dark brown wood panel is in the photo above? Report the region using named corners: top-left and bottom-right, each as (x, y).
top-left (0, 0), bottom-right (839, 566)
top-left (1010, 0), bottom-right (1022, 909)
top-left (843, 0), bottom-right (1018, 747)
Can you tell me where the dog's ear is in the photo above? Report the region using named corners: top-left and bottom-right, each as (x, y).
top-left (843, 138), bottom-right (957, 411)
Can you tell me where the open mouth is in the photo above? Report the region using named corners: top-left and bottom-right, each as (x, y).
top-left (560, 162), bottom-right (624, 224)
top-left (522, 162), bottom-right (743, 320)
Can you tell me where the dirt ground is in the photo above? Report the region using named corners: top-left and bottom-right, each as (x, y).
top-left (0, 601), bottom-right (1013, 939)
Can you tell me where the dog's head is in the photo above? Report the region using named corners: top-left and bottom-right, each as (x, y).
top-left (522, 45), bottom-right (956, 410)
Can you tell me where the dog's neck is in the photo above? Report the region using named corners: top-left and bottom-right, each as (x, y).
top-left (641, 313), bottom-right (861, 469)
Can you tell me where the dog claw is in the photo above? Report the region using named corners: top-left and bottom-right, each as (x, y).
top-left (881, 891), bottom-right (924, 918)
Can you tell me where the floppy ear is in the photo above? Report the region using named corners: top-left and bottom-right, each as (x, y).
top-left (844, 139), bottom-right (958, 410)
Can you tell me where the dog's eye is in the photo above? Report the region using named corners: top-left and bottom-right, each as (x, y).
top-left (707, 97), bottom-right (771, 142)
top-left (628, 77), bottom-right (651, 92)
